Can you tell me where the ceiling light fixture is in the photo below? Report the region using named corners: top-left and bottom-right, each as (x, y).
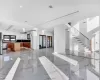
top-left (49, 5), bottom-right (53, 8)
top-left (42, 30), bottom-right (45, 34)
top-left (25, 21), bottom-right (27, 22)
top-left (22, 28), bottom-right (25, 32)
top-left (33, 28), bottom-right (38, 30)
top-left (20, 5), bottom-right (23, 8)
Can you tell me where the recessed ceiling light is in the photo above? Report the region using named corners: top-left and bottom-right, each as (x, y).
top-left (25, 21), bottom-right (27, 22)
top-left (34, 28), bottom-right (38, 30)
top-left (42, 30), bottom-right (45, 34)
top-left (20, 5), bottom-right (23, 8)
top-left (49, 5), bottom-right (53, 8)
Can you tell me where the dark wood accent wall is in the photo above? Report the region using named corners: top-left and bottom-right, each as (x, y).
top-left (7, 42), bottom-right (14, 51)
top-left (7, 42), bottom-right (31, 52)
top-left (23, 42), bottom-right (31, 48)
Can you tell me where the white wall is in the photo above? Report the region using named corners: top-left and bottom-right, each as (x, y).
top-left (54, 24), bottom-right (67, 53)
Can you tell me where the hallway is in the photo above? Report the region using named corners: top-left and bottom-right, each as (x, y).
top-left (0, 0), bottom-right (100, 80)
top-left (0, 48), bottom-right (99, 80)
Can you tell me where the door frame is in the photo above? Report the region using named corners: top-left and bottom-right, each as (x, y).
top-left (39, 35), bottom-right (46, 49)
top-left (47, 36), bottom-right (52, 48)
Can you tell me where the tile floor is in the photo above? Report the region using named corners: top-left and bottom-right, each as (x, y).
top-left (0, 48), bottom-right (99, 80)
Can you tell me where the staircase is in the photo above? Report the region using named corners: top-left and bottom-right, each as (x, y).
top-left (67, 23), bottom-right (91, 53)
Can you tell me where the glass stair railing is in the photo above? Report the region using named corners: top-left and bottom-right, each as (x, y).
top-left (72, 34), bottom-right (91, 51)
top-left (67, 24), bottom-right (91, 52)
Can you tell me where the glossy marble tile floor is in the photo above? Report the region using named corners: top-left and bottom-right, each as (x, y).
top-left (0, 48), bottom-right (100, 80)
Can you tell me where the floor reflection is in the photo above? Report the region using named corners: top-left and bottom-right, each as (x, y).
top-left (0, 56), bottom-right (3, 69)
top-left (64, 49), bottom-right (100, 80)
top-left (0, 50), bottom-right (20, 80)
top-left (0, 49), bottom-right (99, 80)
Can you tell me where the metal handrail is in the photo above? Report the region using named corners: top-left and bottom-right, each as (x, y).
top-left (66, 23), bottom-right (89, 41)
top-left (72, 26), bottom-right (89, 40)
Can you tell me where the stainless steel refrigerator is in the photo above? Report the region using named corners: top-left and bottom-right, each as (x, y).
top-left (0, 32), bottom-right (2, 55)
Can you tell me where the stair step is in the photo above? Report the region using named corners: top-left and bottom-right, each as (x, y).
top-left (72, 34), bottom-right (91, 51)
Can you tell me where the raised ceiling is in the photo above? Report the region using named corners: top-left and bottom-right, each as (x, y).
top-left (0, 0), bottom-right (100, 32)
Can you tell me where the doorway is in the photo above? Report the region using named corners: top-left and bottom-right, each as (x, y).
top-left (39, 35), bottom-right (46, 49)
top-left (47, 36), bottom-right (52, 48)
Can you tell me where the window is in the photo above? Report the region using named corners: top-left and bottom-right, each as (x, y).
top-left (10, 35), bottom-right (16, 41)
top-left (3, 35), bottom-right (10, 41)
top-left (3, 35), bottom-right (16, 42)
top-left (87, 16), bottom-right (99, 32)
top-left (27, 34), bottom-right (30, 39)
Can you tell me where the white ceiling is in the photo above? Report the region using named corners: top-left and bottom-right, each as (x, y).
top-left (0, 0), bottom-right (100, 32)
